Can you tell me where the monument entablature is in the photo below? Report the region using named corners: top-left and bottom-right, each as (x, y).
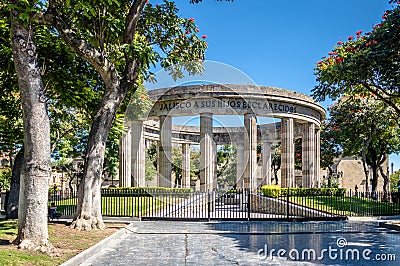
top-left (119, 84), bottom-right (326, 191)
top-left (147, 84), bottom-right (325, 125)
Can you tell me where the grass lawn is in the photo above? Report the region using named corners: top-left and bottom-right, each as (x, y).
top-left (55, 195), bottom-right (189, 217)
top-left (289, 196), bottom-right (400, 216)
top-left (101, 196), bottom-right (167, 217)
top-left (0, 219), bottom-right (126, 266)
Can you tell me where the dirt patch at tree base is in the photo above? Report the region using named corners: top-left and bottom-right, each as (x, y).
top-left (50, 221), bottom-right (126, 260)
top-left (0, 220), bottom-right (127, 265)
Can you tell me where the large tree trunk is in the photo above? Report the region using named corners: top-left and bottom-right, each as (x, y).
top-left (10, 8), bottom-right (55, 253)
top-left (380, 166), bottom-right (391, 202)
top-left (47, 0), bottom-right (144, 230)
top-left (70, 84), bottom-right (127, 230)
top-left (371, 164), bottom-right (379, 195)
top-left (361, 156), bottom-right (370, 193)
top-left (361, 137), bottom-right (373, 193)
top-left (327, 166), bottom-right (333, 187)
top-left (6, 147), bottom-right (24, 219)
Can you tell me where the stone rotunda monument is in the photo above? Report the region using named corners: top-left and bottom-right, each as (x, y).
top-left (119, 84), bottom-right (326, 192)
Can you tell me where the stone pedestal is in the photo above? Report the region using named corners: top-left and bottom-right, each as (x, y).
top-left (302, 122), bottom-right (315, 188)
top-left (281, 118), bottom-right (294, 188)
top-left (244, 113), bottom-right (257, 191)
top-left (200, 113), bottom-right (214, 191)
top-left (158, 115), bottom-right (172, 187)
top-left (182, 143), bottom-right (191, 188)
top-left (119, 125), bottom-right (132, 187)
top-left (131, 121), bottom-right (145, 187)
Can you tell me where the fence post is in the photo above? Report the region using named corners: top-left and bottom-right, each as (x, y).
top-left (286, 189), bottom-right (290, 219)
top-left (53, 184), bottom-right (57, 203)
top-left (349, 189), bottom-right (352, 217)
top-left (247, 189), bottom-right (251, 220)
top-left (101, 189), bottom-right (104, 216)
top-left (138, 189), bottom-right (142, 221)
top-left (207, 189), bottom-right (211, 222)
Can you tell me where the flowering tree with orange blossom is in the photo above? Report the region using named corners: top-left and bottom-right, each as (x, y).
top-left (312, 2), bottom-right (400, 117)
top-left (324, 96), bottom-right (400, 199)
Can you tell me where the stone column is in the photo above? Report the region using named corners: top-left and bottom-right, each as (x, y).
top-left (200, 113), bottom-right (214, 191)
top-left (119, 124), bottom-right (132, 187)
top-left (262, 142), bottom-right (272, 186)
top-left (131, 121), bottom-right (146, 187)
top-left (213, 141), bottom-right (218, 190)
top-left (158, 115), bottom-right (172, 188)
top-left (182, 143), bottom-right (191, 188)
top-left (236, 140), bottom-right (245, 189)
top-left (281, 118), bottom-right (295, 188)
top-left (244, 113), bottom-right (257, 191)
top-left (314, 127), bottom-right (321, 188)
top-left (302, 122), bottom-right (315, 188)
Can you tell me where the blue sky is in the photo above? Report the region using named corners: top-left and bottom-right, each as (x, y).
top-left (146, 0), bottom-right (399, 171)
top-left (173, 0), bottom-right (393, 94)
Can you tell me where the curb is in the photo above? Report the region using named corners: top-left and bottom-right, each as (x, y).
top-left (347, 216), bottom-right (400, 222)
top-left (347, 216), bottom-right (379, 221)
top-left (378, 215), bottom-right (400, 220)
top-left (60, 225), bottom-right (128, 266)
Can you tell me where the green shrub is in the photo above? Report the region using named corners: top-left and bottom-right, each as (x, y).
top-left (261, 186), bottom-right (346, 198)
top-left (101, 187), bottom-right (193, 197)
top-left (261, 185), bottom-right (282, 198)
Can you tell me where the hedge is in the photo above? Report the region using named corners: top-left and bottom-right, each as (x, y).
top-left (260, 185), bottom-right (281, 198)
top-left (261, 185), bottom-right (346, 198)
top-left (101, 187), bottom-right (193, 197)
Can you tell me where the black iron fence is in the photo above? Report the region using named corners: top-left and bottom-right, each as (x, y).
top-left (48, 189), bottom-right (400, 221)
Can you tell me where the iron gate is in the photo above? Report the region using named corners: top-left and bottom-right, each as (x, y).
top-left (140, 189), bottom-right (347, 221)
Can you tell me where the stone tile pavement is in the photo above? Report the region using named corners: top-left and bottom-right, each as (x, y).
top-left (61, 220), bottom-right (400, 266)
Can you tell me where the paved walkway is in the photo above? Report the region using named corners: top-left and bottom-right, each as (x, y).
top-left (64, 220), bottom-right (400, 266)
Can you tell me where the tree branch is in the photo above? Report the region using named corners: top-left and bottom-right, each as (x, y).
top-left (374, 84), bottom-right (399, 98)
top-left (361, 82), bottom-right (400, 117)
top-left (31, 0), bottom-right (57, 25)
top-left (40, 3), bottom-right (117, 87)
top-left (54, 20), bottom-right (113, 85)
top-left (50, 126), bottom-right (77, 153)
top-left (124, 0), bottom-right (147, 44)
top-left (119, 0), bottom-right (147, 88)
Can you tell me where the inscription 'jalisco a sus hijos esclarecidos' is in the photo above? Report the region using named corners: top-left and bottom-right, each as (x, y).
top-left (159, 99), bottom-right (298, 113)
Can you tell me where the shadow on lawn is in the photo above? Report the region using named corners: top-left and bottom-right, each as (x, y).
top-left (0, 239), bottom-right (11, 246)
top-left (308, 196), bottom-right (400, 216)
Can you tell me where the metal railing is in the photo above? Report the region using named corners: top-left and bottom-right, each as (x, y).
top-left (48, 189), bottom-right (400, 220)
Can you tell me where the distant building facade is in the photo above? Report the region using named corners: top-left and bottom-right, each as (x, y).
top-left (321, 157), bottom-right (388, 191)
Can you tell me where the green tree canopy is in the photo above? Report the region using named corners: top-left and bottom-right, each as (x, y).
top-left (312, 3), bottom-right (400, 117)
top-left (216, 145), bottom-right (236, 189)
top-left (325, 96), bottom-right (400, 194)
